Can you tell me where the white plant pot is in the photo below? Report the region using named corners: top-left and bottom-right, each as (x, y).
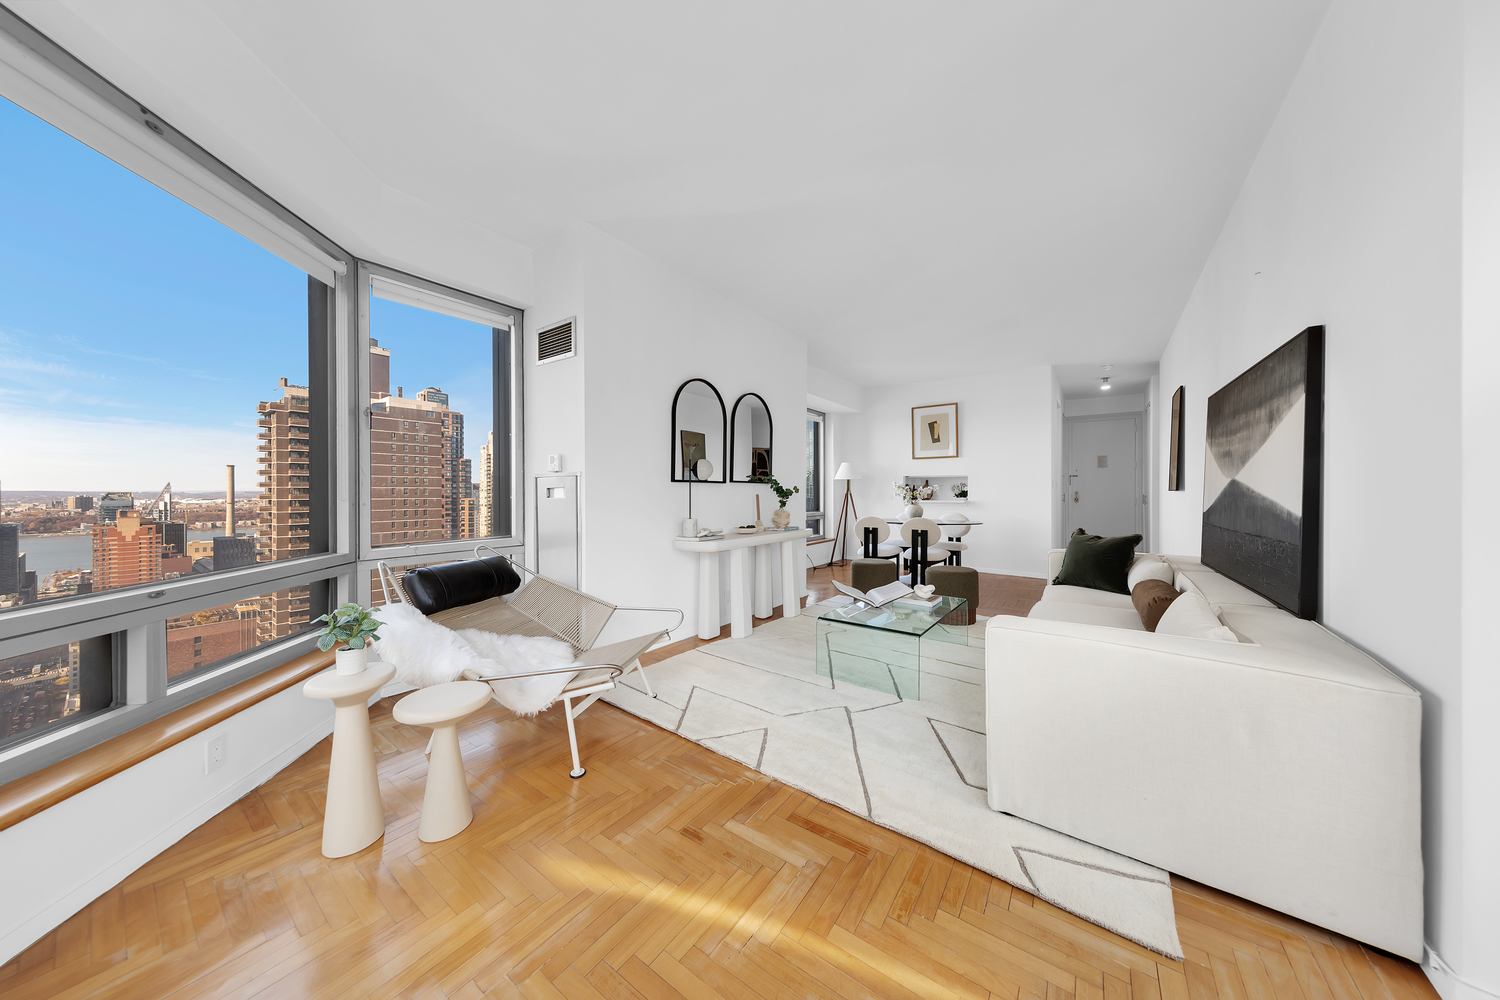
top-left (772, 508), bottom-right (791, 529)
top-left (904, 503), bottom-right (924, 520)
top-left (334, 646), bottom-right (368, 675)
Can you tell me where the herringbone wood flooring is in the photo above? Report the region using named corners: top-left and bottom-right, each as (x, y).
top-left (2, 573), bottom-right (1435, 1000)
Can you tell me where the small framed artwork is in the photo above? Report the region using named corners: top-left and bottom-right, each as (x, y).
top-left (911, 402), bottom-right (958, 459)
top-left (1168, 385), bottom-right (1185, 491)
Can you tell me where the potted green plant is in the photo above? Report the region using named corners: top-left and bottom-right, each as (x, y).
top-left (314, 602), bottom-right (383, 675)
top-left (751, 475), bottom-right (800, 529)
top-left (952, 482), bottom-right (968, 499)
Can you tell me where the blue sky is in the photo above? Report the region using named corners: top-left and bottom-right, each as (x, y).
top-left (1, 95), bottom-right (490, 491)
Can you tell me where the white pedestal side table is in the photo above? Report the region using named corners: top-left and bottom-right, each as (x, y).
top-left (302, 661), bottom-right (395, 859)
top-left (392, 680), bottom-right (493, 843)
top-left (674, 529), bottom-right (813, 640)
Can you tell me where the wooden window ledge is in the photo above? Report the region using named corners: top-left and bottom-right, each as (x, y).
top-left (0, 648), bottom-right (336, 832)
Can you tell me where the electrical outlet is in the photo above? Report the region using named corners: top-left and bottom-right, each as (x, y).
top-left (205, 733), bottom-right (225, 774)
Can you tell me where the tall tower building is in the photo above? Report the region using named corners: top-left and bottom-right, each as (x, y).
top-left (256, 378), bottom-right (314, 643)
top-left (478, 431), bottom-right (494, 538)
top-left (0, 524), bottom-right (18, 596)
top-left (418, 387), bottom-right (463, 540)
top-left (371, 390), bottom-right (451, 545)
top-left (91, 510), bottom-right (162, 592)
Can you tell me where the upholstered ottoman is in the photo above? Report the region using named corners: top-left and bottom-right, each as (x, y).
top-left (850, 557), bottom-right (898, 594)
top-left (927, 565), bottom-right (978, 624)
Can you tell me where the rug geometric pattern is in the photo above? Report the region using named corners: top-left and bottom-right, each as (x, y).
top-left (602, 608), bottom-right (1184, 959)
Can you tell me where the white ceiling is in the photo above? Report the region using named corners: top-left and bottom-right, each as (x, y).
top-left (10, 1), bottom-right (1327, 386)
top-left (1055, 361), bottom-right (1158, 399)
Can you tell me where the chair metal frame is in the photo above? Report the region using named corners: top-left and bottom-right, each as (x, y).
top-left (377, 546), bottom-right (683, 778)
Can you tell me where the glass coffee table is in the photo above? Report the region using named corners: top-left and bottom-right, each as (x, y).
top-left (814, 597), bottom-right (968, 700)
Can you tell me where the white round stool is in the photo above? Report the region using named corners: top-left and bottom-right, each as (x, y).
top-left (393, 680), bottom-right (492, 843)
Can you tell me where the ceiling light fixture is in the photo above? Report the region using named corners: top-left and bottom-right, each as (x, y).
top-left (1100, 377), bottom-right (1112, 391)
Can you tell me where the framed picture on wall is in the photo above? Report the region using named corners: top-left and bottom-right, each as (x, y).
top-left (912, 402), bottom-right (958, 459)
top-left (1168, 385), bottom-right (1185, 491)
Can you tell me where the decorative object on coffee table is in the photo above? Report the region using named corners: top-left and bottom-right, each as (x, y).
top-left (1202, 326), bottom-right (1324, 618)
top-left (751, 474), bottom-right (798, 529)
top-left (912, 401), bottom-right (959, 459)
top-left (303, 660), bottom-right (396, 857)
top-left (313, 602), bottom-right (383, 675)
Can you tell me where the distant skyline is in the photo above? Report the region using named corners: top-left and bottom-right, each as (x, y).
top-left (1, 95), bottom-right (494, 493)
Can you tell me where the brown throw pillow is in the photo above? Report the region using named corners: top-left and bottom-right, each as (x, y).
top-left (1132, 579), bottom-right (1181, 632)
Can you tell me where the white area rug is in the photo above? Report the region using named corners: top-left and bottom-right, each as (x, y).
top-left (602, 606), bottom-right (1184, 959)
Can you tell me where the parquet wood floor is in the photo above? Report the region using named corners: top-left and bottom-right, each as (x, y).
top-left (1, 571), bottom-right (1434, 1000)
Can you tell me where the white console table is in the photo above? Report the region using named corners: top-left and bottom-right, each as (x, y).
top-left (674, 529), bottom-right (813, 640)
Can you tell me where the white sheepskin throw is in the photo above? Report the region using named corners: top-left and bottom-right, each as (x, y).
top-left (372, 601), bottom-right (578, 716)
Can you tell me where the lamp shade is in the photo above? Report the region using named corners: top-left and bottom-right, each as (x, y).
top-left (833, 462), bottom-right (859, 481)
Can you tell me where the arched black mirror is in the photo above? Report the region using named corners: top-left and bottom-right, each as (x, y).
top-left (730, 393), bottom-right (773, 482)
top-left (670, 378), bottom-right (726, 482)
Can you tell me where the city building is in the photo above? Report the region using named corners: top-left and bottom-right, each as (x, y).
top-left (95, 492), bottom-right (134, 525)
top-left (255, 378), bottom-right (313, 565)
top-left (477, 431), bottom-right (494, 539)
top-left (367, 346), bottom-right (466, 545)
top-left (0, 523), bottom-right (17, 596)
top-left (90, 510), bottom-right (161, 592)
top-left (457, 495), bottom-right (478, 539)
top-left (64, 495), bottom-right (93, 512)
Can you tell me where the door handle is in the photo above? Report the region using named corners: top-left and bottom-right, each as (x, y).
top-left (1073, 491), bottom-right (1079, 503)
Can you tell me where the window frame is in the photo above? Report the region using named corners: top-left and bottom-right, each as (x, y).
top-left (0, 8), bottom-right (362, 783)
top-left (356, 262), bottom-right (526, 566)
top-left (806, 409), bottom-right (827, 541)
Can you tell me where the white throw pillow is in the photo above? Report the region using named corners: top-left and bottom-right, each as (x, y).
top-left (1155, 588), bottom-right (1239, 642)
top-left (1127, 557), bottom-right (1174, 591)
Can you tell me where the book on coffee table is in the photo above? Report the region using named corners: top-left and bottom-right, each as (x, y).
top-left (893, 595), bottom-right (942, 609)
top-left (832, 579), bottom-right (913, 608)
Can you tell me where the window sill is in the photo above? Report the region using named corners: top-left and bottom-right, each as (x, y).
top-left (0, 647), bottom-right (335, 833)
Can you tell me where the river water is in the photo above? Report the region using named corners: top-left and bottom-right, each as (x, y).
top-left (17, 530), bottom-right (240, 579)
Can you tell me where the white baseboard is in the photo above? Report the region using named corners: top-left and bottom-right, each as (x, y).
top-left (1426, 945), bottom-right (1500, 1000)
top-left (0, 712), bottom-right (334, 965)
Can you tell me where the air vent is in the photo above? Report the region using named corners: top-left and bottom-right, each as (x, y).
top-left (536, 318), bottom-right (576, 365)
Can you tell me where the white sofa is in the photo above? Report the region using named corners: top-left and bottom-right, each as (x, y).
top-left (985, 551), bottom-right (1423, 961)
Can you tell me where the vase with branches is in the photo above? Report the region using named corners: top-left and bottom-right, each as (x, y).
top-left (893, 480), bottom-right (935, 518)
top-left (751, 475), bottom-right (799, 528)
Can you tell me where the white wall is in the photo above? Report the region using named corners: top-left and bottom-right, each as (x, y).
top-left (0, 680), bottom-right (335, 964)
top-left (856, 368), bottom-right (1054, 578)
top-left (1455, 1), bottom-right (1500, 996)
top-left (1061, 393), bottom-right (1146, 418)
top-left (527, 225), bottom-right (809, 640)
top-left (1153, 2), bottom-right (1495, 994)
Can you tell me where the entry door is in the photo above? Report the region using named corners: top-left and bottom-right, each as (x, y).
top-left (1065, 416), bottom-right (1142, 543)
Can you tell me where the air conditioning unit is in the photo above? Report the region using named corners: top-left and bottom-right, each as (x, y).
top-left (536, 317), bottom-right (577, 365)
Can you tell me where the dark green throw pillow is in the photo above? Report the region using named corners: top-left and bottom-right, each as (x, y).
top-left (1053, 528), bottom-right (1143, 595)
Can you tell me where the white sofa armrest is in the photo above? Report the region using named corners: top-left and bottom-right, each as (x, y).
top-left (983, 615), bottom-right (1423, 961)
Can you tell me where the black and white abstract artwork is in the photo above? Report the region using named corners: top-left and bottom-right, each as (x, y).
top-left (1201, 326), bottom-right (1324, 619)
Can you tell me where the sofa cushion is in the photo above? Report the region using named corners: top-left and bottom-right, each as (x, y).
top-left (1156, 589), bottom-right (1238, 642)
top-left (1127, 557), bottom-right (1174, 591)
top-left (1131, 579), bottom-right (1180, 632)
top-left (1164, 557), bottom-right (1277, 609)
top-left (1040, 584), bottom-right (1136, 610)
top-left (1052, 529), bottom-right (1142, 595)
top-left (1027, 601), bottom-right (1146, 631)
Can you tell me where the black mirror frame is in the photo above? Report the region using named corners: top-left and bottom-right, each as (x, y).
top-left (729, 392), bottom-right (774, 483)
top-left (670, 377), bottom-right (727, 483)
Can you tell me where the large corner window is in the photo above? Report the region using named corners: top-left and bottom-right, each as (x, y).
top-left (0, 92), bottom-right (331, 615)
top-left (807, 409), bottom-right (826, 539)
top-left (359, 265), bottom-right (522, 558)
top-left (0, 8), bottom-right (353, 780)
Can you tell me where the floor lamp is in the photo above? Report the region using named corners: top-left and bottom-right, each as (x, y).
top-left (826, 462), bottom-right (860, 567)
